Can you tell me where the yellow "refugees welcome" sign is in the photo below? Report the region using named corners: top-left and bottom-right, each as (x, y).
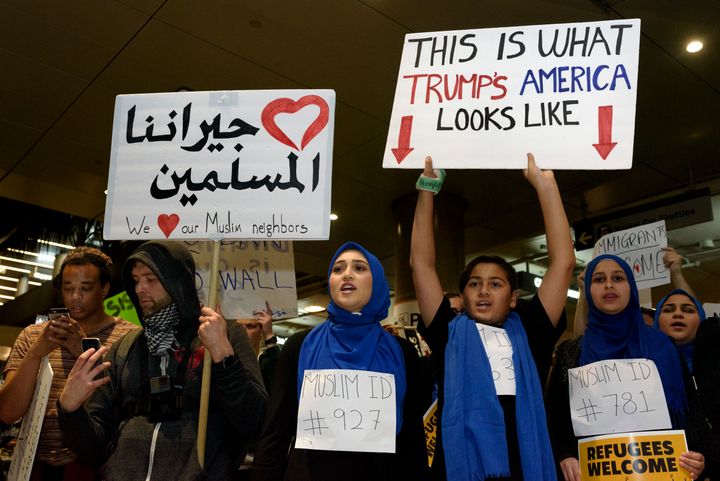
top-left (579, 430), bottom-right (691, 481)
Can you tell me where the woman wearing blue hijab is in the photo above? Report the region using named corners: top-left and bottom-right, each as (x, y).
top-left (251, 242), bottom-right (429, 481)
top-left (546, 255), bottom-right (705, 481)
top-left (654, 288), bottom-right (718, 479)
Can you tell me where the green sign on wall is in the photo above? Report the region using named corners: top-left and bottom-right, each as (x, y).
top-left (103, 291), bottom-right (140, 326)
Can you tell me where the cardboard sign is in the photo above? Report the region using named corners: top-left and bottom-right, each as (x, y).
top-left (383, 19), bottom-right (640, 169)
top-left (104, 90), bottom-right (335, 240)
top-left (593, 220), bottom-right (669, 290)
top-left (7, 357), bottom-right (53, 481)
top-left (187, 240), bottom-right (297, 319)
top-left (103, 291), bottom-right (140, 326)
top-left (476, 323), bottom-right (515, 395)
top-left (569, 359), bottom-right (671, 436)
top-left (295, 369), bottom-right (397, 453)
top-left (579, 430), bottom-right (691, 481)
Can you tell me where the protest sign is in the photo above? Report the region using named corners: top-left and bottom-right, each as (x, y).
top-left (579, 430), bottom-right (691, 481)
top-left (383, 19), bottom-right (640, 169)
top-left (569, 359), bottom-right (671, 437)
top-left (104, 291), bottom-right (140, 326)
top-left (104, 90), bottom-right (335, 240)
top-left (295, 369), bottom-right (397, 453)
top-left (187, 240), bottom-right (297, 319)
top-left (423, 399), bottom-right (439, 467)
top-left (593, 220), bottom-right (669, 289)
top-left (476, 323), bottom-right (515, 395)
top-left (7, 358), bottom-right (53, 481)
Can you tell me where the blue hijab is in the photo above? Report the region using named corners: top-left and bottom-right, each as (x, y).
top-left (442, 311), bottom-right (556, 481)
top-left (297, 242), bottom-right (406, 433)
top-left (653, 288), bottom-right (706, 373)
top-left (581, 254), bottom-right (687, 427)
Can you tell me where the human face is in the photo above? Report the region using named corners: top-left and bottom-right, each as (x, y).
top-left (61, 264), bottom-right (109, 321)
top-left (328, 249), bottom-right (372, 313)
top-left (462, 263), bottom-right (517, 326)
top-left (589, 260), bottom-right (631, 315)
top-left (658, 294), bottom-right (701, 345)
top-left (131, 261), bottom-right (172, 317)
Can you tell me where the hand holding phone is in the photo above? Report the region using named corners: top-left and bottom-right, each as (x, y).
top-left (82, 338), bottom-right (104, 379)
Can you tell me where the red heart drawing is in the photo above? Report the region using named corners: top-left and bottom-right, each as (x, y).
top-left (634, 263), bottom-right (641, 273)
top-left (261, 95), bottom-right (329, 151)
top-left (157, 214), bottom-right (180, 238)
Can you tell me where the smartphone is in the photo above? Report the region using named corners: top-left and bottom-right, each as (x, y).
top-left (48, 307), bottom-right (69, 320)
top-left (81, 337), bottom-right (101, 353)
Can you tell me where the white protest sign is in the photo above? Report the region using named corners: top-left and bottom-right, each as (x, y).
top-left (703, 303), bottom-right (720, 318)
top-left (104, 90), bottom-right (335, 240)
top-left (593, 221), bottom-right (669, 290)
top-left (476, 324), bottom-right (515, 395)
top-left (568, 359), bottom-right (671, 437)
top-left (187, 240), bottom-right (297, 319)
top-left (296, 369), bottom-right (397, 453)
top-left (384, 19), bottom-right (640, 169)
top-left (8, 357), bottom-right (53, 481)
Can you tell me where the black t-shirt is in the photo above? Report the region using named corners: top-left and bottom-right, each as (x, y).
top-left (418, 294), bottom-right (565, 481)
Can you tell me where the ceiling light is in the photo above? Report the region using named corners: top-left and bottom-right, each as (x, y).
top-left (686, 40), bottom-right (703, 53)
top-left (329, 213), bottom-right (338, 221)
top-left (304, 305), bottom-right (326, 313)
top-left (33, 272), bottom-right (53, 281)
top-left (0, 256), bottom-right (53, 269)
top-left (567, 289), bottom-right (580, 300)
top-left (0, 275), bottom-right (19, 282)
top-left (37, 239), bottom-right (75, 250)
top-left (0, 294), bottom-right (15, 300)
top-left (0, 286), bottom-right (17, 292)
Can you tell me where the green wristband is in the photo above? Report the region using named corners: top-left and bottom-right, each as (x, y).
top-left (416, 169), bottom-right (446, 195)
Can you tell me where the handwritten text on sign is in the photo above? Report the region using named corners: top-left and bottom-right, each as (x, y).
top-left (296, 369), bottom-right (397, 453)
top-left (593, 221), bottom-right (668, 290)
top-left (8, 358), bottom-right (53, 481)
top-left (476, 323), bottom-right (515, 395)
top-left (569, 359), bottom-right (670, 437)
top-left (187, 240), bottom-right (297, 320)
top-left (104, 90), bottom-right (335, 241)
top-left (579, 430), bottom-right (690, 481)
top-left (383, 19), bottom-right (640, 170)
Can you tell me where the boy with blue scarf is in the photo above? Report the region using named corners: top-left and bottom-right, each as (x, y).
top-left (410, 154), bottom-right (575, 481)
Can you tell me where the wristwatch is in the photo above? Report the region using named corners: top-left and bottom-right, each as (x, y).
top-left (264, 335), bottom-right (278, 346)
top-left (213, 353), bottom-right (238, 369)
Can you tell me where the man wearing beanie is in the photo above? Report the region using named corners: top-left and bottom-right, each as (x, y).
top-left (57, 241), bottom-right (267, 480)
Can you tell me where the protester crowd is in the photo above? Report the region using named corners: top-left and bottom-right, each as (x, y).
top-left (1, 157), bottom-right (718, 481)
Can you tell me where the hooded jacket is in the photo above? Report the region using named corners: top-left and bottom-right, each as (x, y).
top-left (59, 241), bottom-right (267, 480)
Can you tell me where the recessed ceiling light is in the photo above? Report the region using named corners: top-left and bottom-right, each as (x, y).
top-left (686, 40), bottom-right (703, 53)
top-left (329, 213), bottom-right (338, 221)
top-left (304, 305), bottom-right (326, 313)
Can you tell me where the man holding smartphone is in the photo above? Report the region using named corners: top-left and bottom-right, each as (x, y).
top-left (57, 241), bottom-right (267, 481)
top-left (0, 247), bottom-right (137, 481)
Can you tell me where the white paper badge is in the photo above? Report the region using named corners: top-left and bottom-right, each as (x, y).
top-left (476, 323), bottom-right (516, 395)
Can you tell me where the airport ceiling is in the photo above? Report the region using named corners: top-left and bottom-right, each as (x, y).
top-left (1, 0), bottom-right (719, 307)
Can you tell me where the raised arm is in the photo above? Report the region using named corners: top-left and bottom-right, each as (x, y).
top-left (409, 156), bottom-right (446, 327)
top-left (663, 247), bottom-right (696, 297)
top-left (523, 153), bottom-right (575, 326)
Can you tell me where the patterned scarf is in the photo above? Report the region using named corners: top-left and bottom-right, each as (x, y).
top-left (144, 303), bottom-right (180, 356)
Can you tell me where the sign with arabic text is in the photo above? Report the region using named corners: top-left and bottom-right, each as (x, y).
top-left (383, 19), bottom-right (640, 169)
top-left (104, 90), bottom-right (335, 240)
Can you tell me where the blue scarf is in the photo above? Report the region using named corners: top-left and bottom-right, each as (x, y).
top-left (581, 255), bottom-right (687, 427)
top-left (442, 311), bottom-right (556, 481)
top-left (653, 288), bottom-right (706, 373)
top-left (297, 242), bottom-right (406, 433)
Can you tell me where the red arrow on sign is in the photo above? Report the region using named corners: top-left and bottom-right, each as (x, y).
top-left (391, 116), bottom-right (414, 164)
top-left (592, 105), bottom-right (617, 160)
